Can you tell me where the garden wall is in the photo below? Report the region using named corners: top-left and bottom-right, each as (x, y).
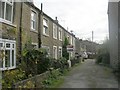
top-left (12, 71), bottom-right (50, 88)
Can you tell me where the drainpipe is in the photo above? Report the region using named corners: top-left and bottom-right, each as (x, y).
top-left (19, 2), bottom-right (23, 63)
top-left (38, 3), bottom-right (43, 48)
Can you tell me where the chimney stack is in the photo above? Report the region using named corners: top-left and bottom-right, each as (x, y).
top-left (41, 3), bottom-right (43, 12)
top-left (55, 17), bottom-right (58, 23)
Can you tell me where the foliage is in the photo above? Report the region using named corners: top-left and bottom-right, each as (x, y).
top-left (62, 37), bottom-right (69, 60)
top-left (51, 57), bottom-right (68, 71)
top-left (22, 80), bottom-right (35, 88)
top-left (96, 39), bottom-right (110, 65)
top-left (2, 69), bottom-right (26, 88)
top-left (42, 69), bottom-right (63, 88)
top-left (37, 52), bottom-right (51, 74)
top-left (22, 48), bottom-right (51, 77)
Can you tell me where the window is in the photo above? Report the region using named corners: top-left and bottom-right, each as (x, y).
top-left (31, 10), bottom-right (36, 30)
top-left (53, 23), bottom-right (57, 39)
top-left (42, 46), bottom-right (50, 56)
top-left (43, 18), bottom-right (49, 36)
top-left (59, 46), bottom-right (62, 58)
top-left (70, 36), bottom-right (73, 45)
top-left (59, 28), bottom-right (62, 41)
top-left (53, 46), bottom-right (57, 59)
top-left (67, 35), bottom-right (70, 44)
top-left (0, 39), bottom-right (16, 70)
top-left (0, 0), bottom-right (13, 22)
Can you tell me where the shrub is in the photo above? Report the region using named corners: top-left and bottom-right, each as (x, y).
top-left (51, 57), bottom-right (68, 70)
top-left (96, 53), bottom-right (102, 64)
top-left (21, 40), bottom-right (51, 77)
top-left (2, 69), bottom-right (26, 88)
top-left (37, 56), bottom-right (51, 74)
top-left (96, 39), bottom-right (110, 65)
top-left (22, 49), bottom-right (40, 77)
top-left (22, 48), bottom-right (51, 77)
top-left (96, 50), bottom-right (110, 65)
top-left (58, 57), bottom-right (69, 70)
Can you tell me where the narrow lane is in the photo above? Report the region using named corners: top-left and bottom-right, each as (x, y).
top-left (60, 59), bottom-right (118, 88)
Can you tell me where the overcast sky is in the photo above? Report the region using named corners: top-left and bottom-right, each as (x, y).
top-left (34, 0), bottom-right (109, 44)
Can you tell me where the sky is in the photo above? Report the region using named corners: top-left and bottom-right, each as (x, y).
top-left (34, 0), bottom-right (109, 44)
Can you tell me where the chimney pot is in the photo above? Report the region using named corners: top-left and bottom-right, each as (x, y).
top-left (55, 17), bottom-right (58, 23)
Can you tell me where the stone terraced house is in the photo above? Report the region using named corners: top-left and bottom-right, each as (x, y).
top-left (0, 1), bottom-right (81, 71)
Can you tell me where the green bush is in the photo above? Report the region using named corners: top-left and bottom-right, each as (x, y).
top-left (42, 69), bottom-right (63, 88)
top-left (96, 51), bottom-right (110, 65)
top-left (59, 57), bottom-right (68, 69)
top-left (37, 56), bottom-right (51, 74)
top-left (21, 40), bottom-right (51, 77)
top-left (22, 48), bottom-right (51, 77)
top-left (2, 69), bottom-right (26, 88)
top-left (51, 57), bottom-right (68, 70)
top-left (96, 39), bottom-right (110, 65)
top-left (96, 54), bottom-right (102, 64)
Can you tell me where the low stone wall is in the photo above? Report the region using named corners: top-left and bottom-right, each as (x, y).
top-left (13, 71), bottom-right (50, 88)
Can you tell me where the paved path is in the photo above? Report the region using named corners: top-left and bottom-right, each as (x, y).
top-left (60, 59), bottom-right (119, 88)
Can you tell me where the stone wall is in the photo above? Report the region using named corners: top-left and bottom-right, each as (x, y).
top-left (13, 71), bottom-right (50, 88)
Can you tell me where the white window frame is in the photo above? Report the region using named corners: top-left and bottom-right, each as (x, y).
top-left (59, 46), bottom-right (62, 58)
top-left (67, 35), bottom-right (70, 44)
top-left (53, 46), bottom-right (57, 59)
top-left (31, 9), bottom-right (37, 31)
top-left (43, 18), bottom-right (49, 36)
top-left (59, 28), bottom-right (62, 41)
top-left (53, 23), bottom-right (57, 39)
top-left (0, 38), bottom-right (16, 71)
top-left (0, 0), bottom-right (13, 23)
top-left (70, 36), bottom-right (73, 45)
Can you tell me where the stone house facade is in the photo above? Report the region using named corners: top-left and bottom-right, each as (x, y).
top-left (0, 1), bottom-right (41, 70)
top-left (40, 14), bottom-right (63, 59)
top-left (0, 1), bottom-right (79, 71)
top-left (41, 13), bottom-right (77, 59)
top-left (108, 0), bottom-right (120, 69)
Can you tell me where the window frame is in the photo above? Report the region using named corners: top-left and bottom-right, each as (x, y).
top-left (0, 38), bottom-right (16, 71)
top-left (59, 28), bottom-right (62, 41)
top-left (0, 0), bottom-right (13, 23)
top-left (59, 46), bottom-right (62, 58)
top-left (31, 9), bottom-right (37, 31)
top-left (53, 46), bottom-right (57, 59)
top-left (53, 23), bottom-right (57, 39)
top-left (70, 36), bottom-right (73, 45)
top-left (43, 18), bottom-right (49, 36)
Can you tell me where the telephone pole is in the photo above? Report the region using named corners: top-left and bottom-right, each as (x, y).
top-left (92, 31), bottom-right (93, 42)
top-left (92, 31), bottom-right (94, 55)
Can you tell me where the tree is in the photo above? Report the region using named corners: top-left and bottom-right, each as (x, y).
top-left (62, 37), bottom-right (69, 60)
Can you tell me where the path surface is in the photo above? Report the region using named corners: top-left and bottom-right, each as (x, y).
top-left (60, 59), bottom-right (119, 88)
